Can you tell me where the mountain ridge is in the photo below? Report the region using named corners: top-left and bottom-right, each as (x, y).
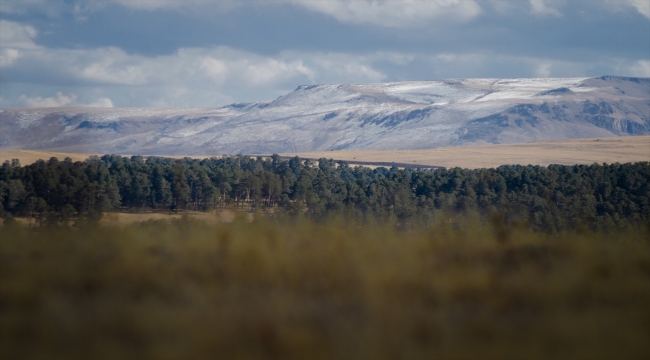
top-left (1, 76), bottom-right (648, 155)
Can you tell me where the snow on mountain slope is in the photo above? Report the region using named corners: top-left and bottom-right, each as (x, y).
top-left (1, 76), bottom-right (648, 155)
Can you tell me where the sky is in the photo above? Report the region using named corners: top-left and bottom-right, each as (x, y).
top-left (0, 0), bottom-right (648, 108)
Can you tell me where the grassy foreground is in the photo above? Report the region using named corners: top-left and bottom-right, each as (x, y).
top-left (1, 216), bottom-right (649, 360)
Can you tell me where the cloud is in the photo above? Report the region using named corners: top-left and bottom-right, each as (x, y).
top-left (602, 0), bottom-right (650, 19)
top-left (106, 0), bottom-right (483, 27)
top-left (288, 52), bottom-right (387, 83)
top-left (9, 32), bottom-right (303, 90)
top-left (0, 0), bottom-right (179, 15)
top-left (112, 0), bottom-right (182, 11)
top-left (0, 20), bottom-right (390, 106)
top-left (427, 52), bottom-right (603, 79)
top-left (625, 0), bottom-right (650, 19)
top-left (0, 0), bottom-right (49, 15)
top-left (107, 0), bottom-right (233, 11)
top-left (194, 51), bottom-right (316, 87)
top-left (1, 13), bottom-right (646, 108)
top-left (0, 20), bottom-right (40, 67)
top-left (13, 92), bottom-right (114, 108)
top-left (18, 92), bottom-right (77, 107)
top-left (529, 0), bottom-right (562, 17)
top-left (86, 97), bottom-right (114, 108)
top-left (72, 1), bottom-right (107, 22)
top-left (110, 0), bottom-right (241, 15)
top-left (622, 60), bottom-right (650, 77)
top-left (0, 33), bottom-right (348, 91)
top-left (0, 20), bottom-right (38, 49)
top-left (76, 47), bottom-right (151, 85)
top-left (289, 0), bottom-right (482, 27)
top-left (535, 63), bottom-right (552, 78)
top-left (199, 57), bottom-right (228, 85)
top-left (0, 48), bottom-right (21, 68)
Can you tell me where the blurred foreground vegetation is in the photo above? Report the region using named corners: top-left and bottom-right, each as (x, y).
top-left (1, 216), bottom-right (649, 359)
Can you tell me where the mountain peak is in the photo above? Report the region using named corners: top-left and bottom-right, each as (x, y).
top-left (1, 76), bottom-right (648, 155)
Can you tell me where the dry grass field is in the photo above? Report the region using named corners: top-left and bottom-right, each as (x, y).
top-left (5, 210), bottom-right (246, 227)
top-left (0, 149), bottom-right (214, 165)
top-left (99, 210), bottom-right (237, 226)
top-left (2, 135), bottom-right (648, 169)
top-left (283, 136), bottom-right (650, 169)
top-left (0, 149), bottom-right (93, 165)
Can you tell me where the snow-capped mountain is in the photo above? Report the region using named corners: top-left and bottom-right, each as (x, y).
top-left (1, 76), bottom-right (648, 155)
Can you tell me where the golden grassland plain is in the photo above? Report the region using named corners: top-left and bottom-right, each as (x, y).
top-left (0, 149), bottom-right (211, 166)
top-left (99, 210), bottom-right (240, 226)
top-left (1, 216), bottom-right (649, 359)
top-left (283, 135), bottom-right (650, 169)
top-left (0, 149), bottom-right (93, 165)
top-left (8, 210), bottom-right (246, 227)
top-left (3, 135), bottom-right (649, 168)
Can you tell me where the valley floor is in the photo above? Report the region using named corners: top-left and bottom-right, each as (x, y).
top-left (0, 149), bottom-right (93, 165)
top-left (283, 135), bottom-right (650, 169)
top-left (5, 210), bottom-right (245, 227)
top-left (1, 135), bottom-right (649, 168)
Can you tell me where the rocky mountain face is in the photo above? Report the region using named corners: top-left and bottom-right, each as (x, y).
top-left (1, 76), bottom-right (648, 155)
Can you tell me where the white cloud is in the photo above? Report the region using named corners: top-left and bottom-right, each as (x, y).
top-left (199, 57), bottom-right (229, 85)
top-left (76, 47), bottom-right (150, 85)
top-left (110, 0), bottom-right (240, 14)
top-left (630, 60), bottom-right (650, 77)
top-left (0, 21), bottom-right (389, 106)
top-left (0, 43), bottom-right (393, 106)
top-left (0, 20), bottom-right (38, 49)
top-left (434, 53), bottom-right (484, 63)
top-left (0, 0), bottom-right (48, 15)
top-left (529, 0), bottom-right (562, 17)
top-left (487, 0), bottom-right (519, 14)
top-left (535, 63), bottom-right (552, 78)
top-left (112, 0), bottom-right (181, 11)
top-left (622, 59), bottom-right (650, 77)
top-left (0, 48), bottom-right (21, 67)
top-left (72, 1), bottom-right (107, 22)
top-left (86, 97), bottom-right (114, 108)
top-left (107, 0), bottom-right (482, 26)
top-left (36, 45), bottom-right (324, 90)
top-left (194, 51), bottom-right (316, 87)
top-left (0, 20), bottom-right (40, 67)
top-left (14, 92), bottom-right (114, 108)
top-left (427, 52), bottom-right (598, 79)
top-left (603, 0), bottom-right (650, 19)
top-left (1, 14), bottom-right (646, 108)
top-left (18, 92), bottom-right (76, 107)
top-left (625, 0), bottom-right (650, 19)
top-left (285, 52), bottom-right (386, 83)
top-left (289, 0), bottom-right (481, 27)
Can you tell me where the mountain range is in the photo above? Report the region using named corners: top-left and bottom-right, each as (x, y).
top-left (1, 76), bottom-right (648, 155)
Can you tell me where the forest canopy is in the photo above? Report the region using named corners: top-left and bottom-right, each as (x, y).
top-left (0, 155), bottom-right (648, 232)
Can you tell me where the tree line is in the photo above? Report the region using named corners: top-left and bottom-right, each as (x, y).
top-left (1, 155), bottom-right (648, 231)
